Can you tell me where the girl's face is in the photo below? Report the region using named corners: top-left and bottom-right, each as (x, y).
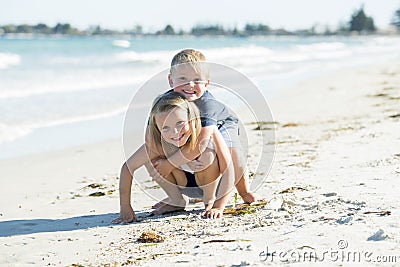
top-left (155, 107), bottom-right (191, 148)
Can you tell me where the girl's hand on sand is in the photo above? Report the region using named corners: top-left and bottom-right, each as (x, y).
top-left (152, 159), bottom-right (174, 178)
top-left (201, 208), bottom-right (223, 219)
top-left (111, 207), bottom-right (137, 224)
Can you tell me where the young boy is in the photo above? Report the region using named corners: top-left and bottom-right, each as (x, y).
top-left (151, 49), bottom-right (257, 205)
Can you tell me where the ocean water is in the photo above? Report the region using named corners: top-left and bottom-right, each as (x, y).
top-left (1, 35), bottom-right (399, 159)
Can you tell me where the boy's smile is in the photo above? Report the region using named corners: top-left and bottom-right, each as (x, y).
top-left (181, 82), bottom-right (197, 95)
top-left (169, 64), bottom-right (209, 102)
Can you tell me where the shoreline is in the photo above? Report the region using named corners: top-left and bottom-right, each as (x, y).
top-left (2, 36), bottom-right (400, 162)
top-left (1, 61), bottom-right (399, 266)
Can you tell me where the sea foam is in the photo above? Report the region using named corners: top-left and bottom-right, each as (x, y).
top-left (0, 107), bottom-right (129, 144)
top-left (0, 53), bottom-right (21, 69)
top-left (0, 123), bottom-right (33, 144)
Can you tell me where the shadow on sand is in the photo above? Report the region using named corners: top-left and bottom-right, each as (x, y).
top-left (0, 211), bottom-right (156, 237)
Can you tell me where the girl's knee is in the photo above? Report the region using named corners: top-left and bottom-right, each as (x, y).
top-left (196, 158), bottom-right (220, 186)
top-left (171, 169), bottom-right (189, 186)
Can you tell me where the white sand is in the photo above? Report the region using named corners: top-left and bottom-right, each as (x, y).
top-left (1, 62), bottom-right (400, 266)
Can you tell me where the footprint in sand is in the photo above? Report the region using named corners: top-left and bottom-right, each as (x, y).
top-left (367, 229), bottom-right (388, 241)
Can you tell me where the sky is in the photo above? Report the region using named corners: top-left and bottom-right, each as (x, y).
top-left (0, 0), bottom-right (399, 32)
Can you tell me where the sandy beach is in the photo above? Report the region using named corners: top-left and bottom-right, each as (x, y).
top-left (1, 61), bottom-right (399, 266)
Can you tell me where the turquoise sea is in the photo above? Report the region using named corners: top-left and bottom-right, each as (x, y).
top-left (1, 35), bottom-right (399, 159)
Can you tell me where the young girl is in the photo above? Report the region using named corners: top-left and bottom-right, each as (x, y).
top-left (112, 91), bottom-right (234, 223)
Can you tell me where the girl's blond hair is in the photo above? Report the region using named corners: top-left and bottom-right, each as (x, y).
top-left (149, 91), bottom-right (201, 156)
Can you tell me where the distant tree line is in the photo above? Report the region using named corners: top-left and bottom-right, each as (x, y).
top-left (349, 5), bottom-right (376, 32)
top-left (0, 23), bottom-right (82, 35)
top-left (1, 6), bottom-right (399, 37)
top-left (391, 7), bottom-right (400, 29)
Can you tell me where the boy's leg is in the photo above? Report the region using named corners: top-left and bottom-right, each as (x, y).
top-left (230, 147), bottom-right (257, 203)
top-left (219, 127), bottom-right (257, 203)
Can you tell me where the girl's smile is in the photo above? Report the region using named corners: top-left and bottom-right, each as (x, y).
top-left (155, 107), bottom-right (191, 148)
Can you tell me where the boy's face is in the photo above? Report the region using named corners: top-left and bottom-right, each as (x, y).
top-left (168, 64), bottom-right (209, 102)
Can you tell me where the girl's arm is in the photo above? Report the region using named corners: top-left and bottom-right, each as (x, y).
top-left (112, 144), bottom-right (153, 224)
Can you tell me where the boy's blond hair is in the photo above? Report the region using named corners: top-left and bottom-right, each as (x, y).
top-left (149, 91), bottom-right (201, 155)
top-left (170, 49), bottom-right (209, 79)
